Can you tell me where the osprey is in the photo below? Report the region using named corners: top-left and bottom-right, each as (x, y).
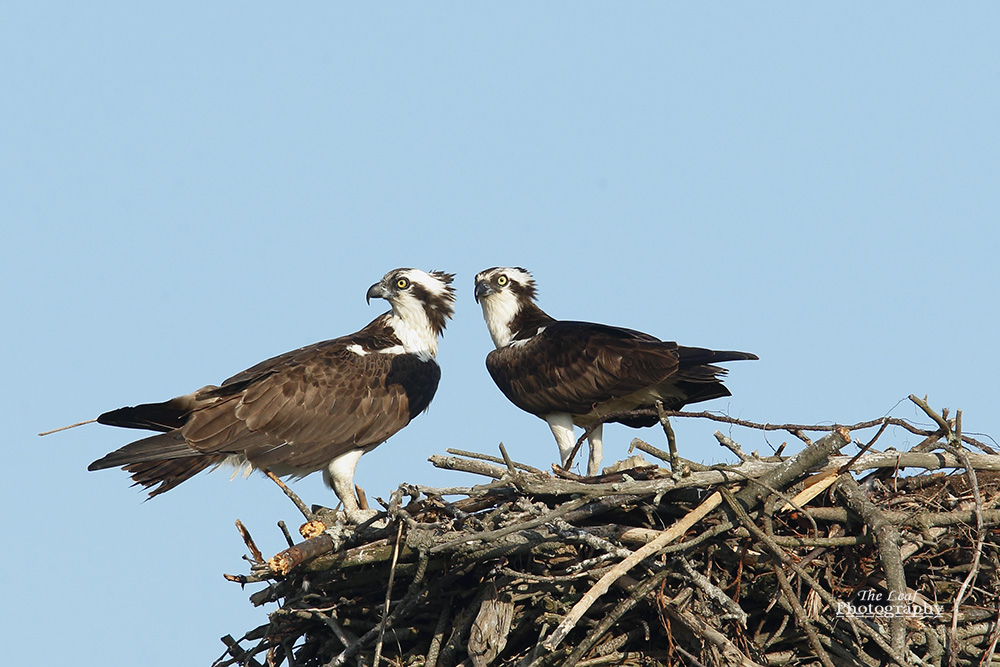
top-left (474, 267), bottom-right (757, 476)
top-left (84, 268), bottom-right (455, 522)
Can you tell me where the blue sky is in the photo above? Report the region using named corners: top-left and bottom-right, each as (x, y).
top-left (3, 4), bottom-right (998, 665)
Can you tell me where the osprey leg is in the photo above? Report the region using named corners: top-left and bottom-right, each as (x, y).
top-left (324, 448), bottom-right (378, 523)
top-left (586, 423), bottom-right (604, 476)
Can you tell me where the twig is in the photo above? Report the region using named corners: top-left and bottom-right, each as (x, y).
top-left (677, 556), bottom-right (747, 626)
top-left (277, 521), bottom-right (295, 548)
top-left (660, 604), bottom-right (766, 667)
top-left (979, 554), bottom-right (1000, 667)
top-left (731, 428), bottom-right (850, 513)
top-left (575, 406), bottom-right (991, 450)
top-left (429, 454), bottom-right (507, 479)
top-left (629, 438), bottom-right (673, 465)
top-left (446, 448), bottom-right (544, 475)
top-left (413, 484), bottom-right (483, 497)
top-left (438, 593), bottom-right (481, 667)
top-left (772, 564), bottom-right (834, 667)
top-left (425, 602), bottom-right (451, 667)
top-left (801, 506), bottom-right (1000, 529)
top-left (356, 484), bottom-right (369, 511)
top-left (38, 417), bottom-right (97, 436)
top-left (444, 448), bottom-right (1000, 500)
top-left (721, 465), bottom-right (821, 534)
top-left (499, 442), bottom-right (529, 491)
top-left (263, 469), bottom-right (313, 521)
top-left (429, 497), bottom-right (591, 555)
top-left (910, 394), bottom-right (952, 435)
top-left (541, 490), bottom-right (723, 652)
top-left (297, 607), bottom-right (359, 650)
top-left (373, 522), bottom-right (405, 667)
top-left (269, 532), bottom-right (342, 575)
top-left (549, 520), bottom-right (634, 561)
top-left (715, 432), bottom-right (751, 462)
top-left (656, 401), bottom-right (680, 472)
top-left (235, 520), bottom-right (265, 564)
top-left (944, 435), bottom-right (985, 667)
top-left (218, 635), bottom-right (265, 667)
top-left (559, 569), bottom-right (672, 666)
top-left (835, 475), bottom-right (907, 654)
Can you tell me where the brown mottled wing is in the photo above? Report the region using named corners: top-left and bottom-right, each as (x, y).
top-left (181, 340), bottom-right (439, 470)
top-left (486, 321), bottom-right (681, 416)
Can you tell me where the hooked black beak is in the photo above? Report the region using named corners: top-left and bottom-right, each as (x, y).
top-left (474, 281), bottom-right (493, 303)
top-left (366, 282), bottom-right (388, 305)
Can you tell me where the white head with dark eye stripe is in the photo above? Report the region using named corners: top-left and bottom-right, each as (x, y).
top-left (474, 267), bottom-right (541, 348)
top-left (367, 269), bottom-right (456, 356)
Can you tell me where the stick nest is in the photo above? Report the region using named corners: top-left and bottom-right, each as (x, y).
top-left (216, 397), bottom-right (1000, 667)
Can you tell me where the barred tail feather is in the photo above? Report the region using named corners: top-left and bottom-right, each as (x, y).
top-left (125, 456), bottom-right (225, 497)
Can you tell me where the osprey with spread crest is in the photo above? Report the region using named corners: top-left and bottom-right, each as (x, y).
top-left (474, 267), bottom-right (757, 476)
top-left (78, 268), bottom-right (455, 522)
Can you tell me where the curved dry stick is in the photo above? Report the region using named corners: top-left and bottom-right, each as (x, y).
top-left (836, 475), bottom-right (907, 655)
top-left (562, 407), bottom-right (992, 472)
top-left (373, 522), bottom-right (405, 667)
top-left (943, 437), bottom-right (985, 666)
top-left (558, 569), bottom-right (673, 667)
top-left (541, 489), bottom-right (723, 652)
top-left (772, 564), bottom-right (834, 667)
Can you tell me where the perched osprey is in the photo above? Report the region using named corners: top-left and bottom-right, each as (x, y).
top-left (474, 267), bottom-right (757, 476)
top-left (85, 268), bottom-right (455, 522)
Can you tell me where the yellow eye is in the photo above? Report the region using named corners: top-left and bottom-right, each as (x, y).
top-left (396, 278), bottom-right (410, 289)
top-left (496, 275), bottom-right (508, 286)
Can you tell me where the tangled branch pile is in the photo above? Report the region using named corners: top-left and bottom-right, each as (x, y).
top-left (216, 397), bottom-right (1000, 667)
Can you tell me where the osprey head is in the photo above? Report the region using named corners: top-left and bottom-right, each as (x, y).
top-left (474, 266), bottom-right (537, 303)
top-left (367, 269), bottom-right (456, 350)
top-left (474, 267), bottom-right (540, 348)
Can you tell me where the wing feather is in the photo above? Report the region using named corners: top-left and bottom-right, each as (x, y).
top-left (231, 348), bottom-right (436, 470)
top-left (487, 321), bottom-right (680, 416)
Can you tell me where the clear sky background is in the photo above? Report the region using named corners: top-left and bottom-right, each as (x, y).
top-left (3, 4), bottom-right (998, 665)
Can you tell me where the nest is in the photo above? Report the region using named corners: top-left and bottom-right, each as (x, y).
top-left (216, 396), bottom-right (1000, 667)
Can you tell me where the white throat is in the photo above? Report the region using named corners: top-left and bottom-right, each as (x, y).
top-left (480, 291), bottom-right (522, 348)
top-left (387, 299), bottom-right (439, 358)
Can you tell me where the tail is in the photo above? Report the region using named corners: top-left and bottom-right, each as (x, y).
top-left (124, 457), bottom-right (224, 497)
top-left (677, 346), bottom-right (759, 366)
top-left (88, 431), bottom-right (201, 470)
top-left (611, 345), bottom-right (757, 427)
top-left (96, 389), bottom-right (213, 432)
top-left (663, 345), bottom-right (758, 410)
top-left (88, 430), bottom-right (224, 497)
